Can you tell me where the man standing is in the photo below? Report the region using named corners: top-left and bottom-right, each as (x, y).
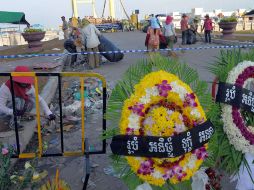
top-left (202, 14), bottom-right (213, 43)
top-left (61, 16), bottom-right (68, 40)
top-left (77, 17), bottom-right (82, 27)
top-left (180, 14), bottom-right (188, 45)
top-left (68, 18), bottom-right (73, 30)
top-left (80, 19), bottom-right (101, 69)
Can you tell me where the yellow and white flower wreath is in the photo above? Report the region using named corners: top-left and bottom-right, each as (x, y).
top-left (119, 71), bottom-right (208, 186)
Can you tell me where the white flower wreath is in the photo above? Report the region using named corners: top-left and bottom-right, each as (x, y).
top-left (222, 61), bottom-right (254, 153)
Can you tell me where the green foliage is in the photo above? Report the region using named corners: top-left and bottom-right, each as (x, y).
top-left (106, 58), bottom-right (153, 127)
top-left (24, 28), bottom-right (43, 33)
top-left (0, 144), bottom-right (14, 190)
top-left (208, 49), bottom-right (243, 82)
top-left (219, 16), bottom-right (237, 23)
top-left (106, 54), bottom-right (215, 190)
top-left (39, 169), bottom-right (70, 190)
top-left (167, 180), bottom-right (192, 190)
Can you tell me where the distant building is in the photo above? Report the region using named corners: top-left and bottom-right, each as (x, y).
top-left (191, 8), bottom-right (204, 16)
top-left (168, 12), bottom-right (182, 28)
top-left (171, 12), bottom-right (182, 20)
top-left (244, 10), bottom-right (254, 21)
top-left (191, 7), bottom-right (244, 18)
top-left (214, 9), bottom-right (222, 17)
top-left (222, 11), bottom-right (234, 17)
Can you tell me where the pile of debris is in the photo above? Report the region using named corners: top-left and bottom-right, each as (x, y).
top-left (54, 78), bottom-right (111, 120)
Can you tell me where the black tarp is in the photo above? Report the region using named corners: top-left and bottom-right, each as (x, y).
top-left (98, 35), bottom-right (124, 62)
top-left (187, 29), bottom-right (197, 45)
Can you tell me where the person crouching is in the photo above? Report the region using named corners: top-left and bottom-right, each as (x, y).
top-left (0, 66), bottom-right (55, 131)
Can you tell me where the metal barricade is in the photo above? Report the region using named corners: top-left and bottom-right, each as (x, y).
top-left (0, 72), bottom-right (107, 190)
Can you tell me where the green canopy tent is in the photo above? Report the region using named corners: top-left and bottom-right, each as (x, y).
top-left (0, 11), bottom-right (29, 25)
top-left (0, 11), bottom-right (30, 46)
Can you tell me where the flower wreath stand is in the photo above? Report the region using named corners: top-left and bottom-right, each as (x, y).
top-left (209, 49), bottom-right (254, 190)
top-left (105, 55), bottom-right (216, 190)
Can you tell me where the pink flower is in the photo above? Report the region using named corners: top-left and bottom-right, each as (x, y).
top-left (173, 165), bottom-right (186, 181)
top-left (231, 106), bottom-right (254, 144)
top-left (2, 148), bottom-right (9, 155)
top-left (137, 160), bottom-right (154, 175)
top-left (126, 128), bottom-right (134, 135)
top-left (128, 104), bottom-right (145, 116)
top-left (194, 147), bottom-right (208, 160)
top-left (156, 80), bottom-right (172, 97)
top-left (163, 169), bottom-right (174, 180)
top-left (183, 93), bottom-right (198, 107)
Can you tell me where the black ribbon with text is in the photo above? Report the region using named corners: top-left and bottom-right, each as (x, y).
top-left (110, 120), bottom-right (214, 158)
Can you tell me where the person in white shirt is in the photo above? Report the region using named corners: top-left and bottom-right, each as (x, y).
top-left (80, 19), bottom-right (101, 69)
top-left (0, 66), bottom-right (55, 131)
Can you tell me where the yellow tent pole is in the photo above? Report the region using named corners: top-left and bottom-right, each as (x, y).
top-left (80, 78), bottom-right (85, 153)
top-left (34, 76), bottom-right (43, 157)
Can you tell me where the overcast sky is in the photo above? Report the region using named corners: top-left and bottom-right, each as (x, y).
top-left (1, 0), bottom-right (254, 28)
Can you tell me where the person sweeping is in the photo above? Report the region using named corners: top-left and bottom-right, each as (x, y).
top-left (0, 66), bottom-right (55, 131)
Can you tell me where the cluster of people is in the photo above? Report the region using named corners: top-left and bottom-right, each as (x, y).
top-left (145, 14), bottom-right (214, 54)
top-left (61, 16), bottom-right (102, 70)
top-left (145, 15), bottom-right (176, 56)
top-left (61, 16), bottom-right (81, 39)
top-left (181, 14), bottom-right (213, 44)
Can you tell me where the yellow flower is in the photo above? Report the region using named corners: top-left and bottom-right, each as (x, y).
top-left (119, 71), bottom-right (208, 186)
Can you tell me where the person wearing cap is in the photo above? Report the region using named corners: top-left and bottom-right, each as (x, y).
top-left (187, 17), bottom-right (199, 44)
top-left (190, 17), bottom-right (199, 33)
top-left (180, 14), bottom-right (189, 45)
top-left (164, 16), bottom-right (176, 56)
top-left (202, 14), bottom-right (213, 43)
top-left (145, 17), bottom-right (164, 51)
top-left (80, 19), bottom-right (101, 69)
top-left (61, 16), bottom-right (69, 40)
top-left (0, 66), bottom-right (55, 131)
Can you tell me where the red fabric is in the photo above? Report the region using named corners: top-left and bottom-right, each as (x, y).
top-left (147, 28), bottom-right (161, 46)
top-left (166, 16), bottom-right (173, 25)
top-left (204, 19), bottom-right (213, 31)
top-left (159, 34), bottom-right (166, 44)
top-left (180, 19), bottom-right (188, 31)
top-left (145, 34), bottom-right (150, 46)
top-left (12, 66), bottom-right (34, 84)
top-left (5, 80), bottom-right (31, 100)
